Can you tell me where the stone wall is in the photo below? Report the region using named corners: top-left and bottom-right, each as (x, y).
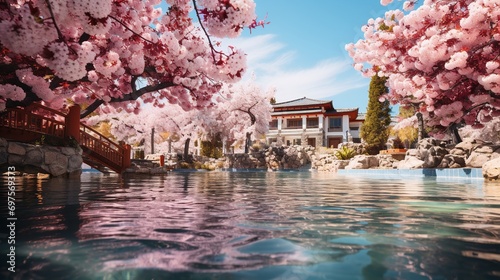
top-left (169, 138), bottom-right (500, 180)
top-left (215, 145), bottom-right (315, 171)
top-left (0, 138), bottom-right (82, 177)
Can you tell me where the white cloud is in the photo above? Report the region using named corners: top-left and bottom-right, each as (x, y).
top-left (228, 34), bottom-right (368, 102)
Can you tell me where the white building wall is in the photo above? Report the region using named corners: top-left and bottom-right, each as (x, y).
top-left (342, 115), bottom-right (350, 141)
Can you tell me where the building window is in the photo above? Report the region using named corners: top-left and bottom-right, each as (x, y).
top-left (328, 117), bottom-right (342, 132)
top-left (349, 126), bottom-right (359, 131)
top-left (286, 119), bottom-right (302, 129)
top-left (293, 139), bottom-right (301, 145)
top-left (307, 138), bottom-right (316, 147)
top-left (306, 118), bottom-right (319, 128)
top-left (269, 119), bottom-right (278, 129)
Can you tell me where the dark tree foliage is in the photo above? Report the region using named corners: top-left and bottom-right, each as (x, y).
top-left (360, 75), bottom-right (392, 155)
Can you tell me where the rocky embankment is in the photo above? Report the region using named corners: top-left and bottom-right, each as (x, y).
top-left (0, 138), bottom-right (82, 177)
top-left (216, 138), bottom-right (500, 180)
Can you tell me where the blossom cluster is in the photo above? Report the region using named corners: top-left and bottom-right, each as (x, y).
top-left (0, 0), bottom-right (258, 116)
top-left (86, 77), bottom-right (274, 152)
top-left (347, 0), bottom-right (500, 135)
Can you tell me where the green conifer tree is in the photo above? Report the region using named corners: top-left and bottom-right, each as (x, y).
top-left (360, 75), bottom-right (392, 155)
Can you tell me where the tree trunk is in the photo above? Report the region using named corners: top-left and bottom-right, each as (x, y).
top-left (150, 127), bottom-right (155, 154)
top-left (183, 138), bottom-right (191, 162)
top-left (450, 123), bottom-right (463, 144)
top-left (244, 132), bottom-right (251, 154)
top-left (416, 112), bottom-right (425, 142)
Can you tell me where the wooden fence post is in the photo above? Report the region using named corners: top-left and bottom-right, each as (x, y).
top-left (65, 105), bottom-right (81, 142)
top-left (122, 144), bottom-right (131, 170)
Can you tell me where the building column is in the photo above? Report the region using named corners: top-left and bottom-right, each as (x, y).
top-left (323, 116), bottom-right (328, 146)
top-left (318, 115), bottom-right (324, 131)
top-left (277, 117), bottom-right (283, 130)
top-left (342, 115), bottom-right (350, 142)
top-left (302, 116), bottom-right (307, 130)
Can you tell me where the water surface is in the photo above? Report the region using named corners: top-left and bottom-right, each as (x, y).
top-left (1, 171), bottom-right (500, 279)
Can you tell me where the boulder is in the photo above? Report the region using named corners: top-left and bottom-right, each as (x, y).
top-left (49, 163), bottom-right (67, 177)
top-left (422, 146), bottom-right (448, 168)
top-left (8, 142), bottom-right (26, 155)
top-left (483, 158), bottom-right (500, 181)
top-left (334, 160), bottom-right (350, 170)
top-left (345, 155), bottom-right (379, 169)
top-left (377, 154), bottom-right (398, 169)
top-left (25, 148), bottom-right (43, 166)
top-left (453, 138), bottom-right (481, 157)
top-left (466, 144), bottom-right (500, 168)
top-left (438, 154), bottom-right (466, 168)
top-left (397, 156), bottom-right (424, 169)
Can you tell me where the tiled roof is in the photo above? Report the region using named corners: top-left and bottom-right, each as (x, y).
top-left (273, 97), bottom-right (331, 108)
top-left (334, 108), bottom-right (358, 113)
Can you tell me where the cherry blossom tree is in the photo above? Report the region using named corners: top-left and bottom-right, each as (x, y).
top-left (0, 0), bottom-right (265, 117)
top-left (202, 79), bottom-right (274, 153)
top-left (86, 78), bottom-right (273, 156)
top-left (86, 102), bottom-right (207, 159)
top-left (347, 0), bottom-right (500, 140)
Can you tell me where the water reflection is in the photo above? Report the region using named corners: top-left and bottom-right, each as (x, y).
top-left (1, 172), bottom-right (499, 279)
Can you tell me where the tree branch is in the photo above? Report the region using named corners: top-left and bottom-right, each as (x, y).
top-left (108, 15), bottom-right (154, 44)
top-left (192, 0), bottom-right (217, 63)
top-left (80, 81), bottom-right (176, 118)
top-left (44, 0), bottom-right (77, 55)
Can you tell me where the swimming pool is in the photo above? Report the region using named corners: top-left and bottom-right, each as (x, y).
top-left (2, 171), bottom-right (499, 279)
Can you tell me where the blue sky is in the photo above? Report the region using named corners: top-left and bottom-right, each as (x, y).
top-left (225, 1), bottom-right (407, 113)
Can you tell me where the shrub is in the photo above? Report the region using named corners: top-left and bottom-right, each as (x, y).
top-left (335, 146), bottom-right (356, 160)
top-left (194, 161), bottom-right (203, 169)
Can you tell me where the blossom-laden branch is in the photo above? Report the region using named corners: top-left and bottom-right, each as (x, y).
top-left (0, 0), bottom-right (258, 117)
top-left (346, 0), bottom-right (500, 138)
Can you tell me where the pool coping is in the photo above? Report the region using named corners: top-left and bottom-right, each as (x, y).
top-left (337, 168), bottom-right (483, 180)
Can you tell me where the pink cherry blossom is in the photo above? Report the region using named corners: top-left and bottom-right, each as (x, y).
top-left (347, 0), bottom-right (500, 137)
top-left (0, 0), bottom-right (263, 118)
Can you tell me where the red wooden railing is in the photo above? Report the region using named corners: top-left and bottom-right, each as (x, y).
top-left (0, 105), bottom-right (66, 139)
top-left (0, 103), bottom-right (130, 173)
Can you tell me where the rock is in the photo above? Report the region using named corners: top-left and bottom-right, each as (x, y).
top-left (25, 148), bottom-right (43, 166)
top-left (334, 160), bottom-right (350, 170)
top-left (0, 147), bottom-right (7, 165)
top-left (397, 156), bottom-right (424, 169)
top-left (0, 138), bottom-right (7, 147)
top-left (454, 138), bottom-right (479, 156)
top-left (8, 154), bottom-right (24, 165)
top-left (449, 148), bottom-right (466, 156)
top-left (483, 158), bottom-right (500, 181)
top-left (406, 149), bottom-right (419, 157)
top-left (422, 146), bottom-right (448, 168)
top-left (377, 154), bottom-right (398, 169)
top-left (61, 147), bottom-right (78, 156)
top-left (438, 154), bottom-right (466, 168)
top-left (68, 154), bottom-right (83, 171)
top-left (49, 164), bottom-right (67, 177)
top-left (8, 142), bottom-right (26, 155)
top-left (466, 144), bottom-right (499, 168)
top-left (345, 155), bottom-right (379, 169)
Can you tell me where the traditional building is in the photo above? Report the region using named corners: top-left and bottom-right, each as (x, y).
top-left (266, 97), bottom-right (364, 148)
